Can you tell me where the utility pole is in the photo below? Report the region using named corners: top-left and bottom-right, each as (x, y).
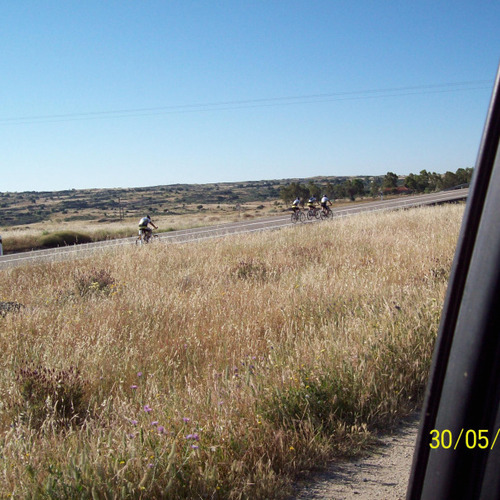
top-left (118, 197), bottom-right (124, 220)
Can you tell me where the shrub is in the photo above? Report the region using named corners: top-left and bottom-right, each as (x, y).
top-left (261, 367), bottom-right (360, 437)
top-left (15, 364), bottom-right (89, 430)
top-left (40, 231), bottom-right (92, 248)
top-left (231, 258), bottom-right (268, 281)
top-left (1, 234), bottom-right (40, 253)
top-left (72, 267), bottom-right (116, 297)
top-left (0, 301), bottom-right (24, 317)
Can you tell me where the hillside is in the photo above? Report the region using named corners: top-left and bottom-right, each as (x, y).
top-left (0, 176), bottom-right (357, 227)
top-left (0, 175), bottom-right (374, 253)
top-left (0, 169), bottom-right (471, 256)
top-left (0, 167), bottom-right (473, 229)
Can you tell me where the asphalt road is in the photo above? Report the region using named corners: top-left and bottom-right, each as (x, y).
top-left (0, 189), bottom-right (467, 270)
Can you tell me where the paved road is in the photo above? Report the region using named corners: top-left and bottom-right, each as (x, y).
top-left (0, 189), bottom-right (467, 270)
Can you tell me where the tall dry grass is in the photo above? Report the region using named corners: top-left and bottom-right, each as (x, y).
top-left (0, 204), bottom-right (463, 499)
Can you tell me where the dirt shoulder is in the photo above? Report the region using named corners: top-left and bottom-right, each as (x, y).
top-left (290, 412), bottom-right (420, 500)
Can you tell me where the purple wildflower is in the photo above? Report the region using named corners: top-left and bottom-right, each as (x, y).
top-left (137, 372), bottom-right (143, 377)
top-left (185, 433), bottom-right (200, 441)
top-left (130, 419), bottom-right (138, 426)
top-left (191, 445), bottom-right (199, 449)
top-left (144, 405), bottom-right (152, 413)
top-left (131, 385), bottom-right (138, 390)
top-left (182, 417), bottom-right (190, 423)
top-left (151, 421), bottom-right (158, 426)
top-left (157, 426), bottom-right (165, 434)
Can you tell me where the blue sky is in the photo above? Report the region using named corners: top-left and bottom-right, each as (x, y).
top-left (1, 1), bottom-right (499, 192)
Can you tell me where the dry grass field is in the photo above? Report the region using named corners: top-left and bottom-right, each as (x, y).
top-left (0, 204), bottom-right (463, 499)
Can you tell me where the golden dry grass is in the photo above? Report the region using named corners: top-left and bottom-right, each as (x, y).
top-left (0, 204), bottom-right (463, 499)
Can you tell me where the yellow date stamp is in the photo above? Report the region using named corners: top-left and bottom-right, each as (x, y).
top-left (430, 429), bottom-right (500, 450)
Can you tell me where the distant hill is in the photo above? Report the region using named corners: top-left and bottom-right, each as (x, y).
top-left (0, 175), bottom-right (370, 227)
top-left (0, 167), bottom-right (472, 227)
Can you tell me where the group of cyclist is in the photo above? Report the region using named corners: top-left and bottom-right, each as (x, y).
top-left (292, 194), bottom-right (333, 216)
top-left (138, 194), bottom-right (333, 240)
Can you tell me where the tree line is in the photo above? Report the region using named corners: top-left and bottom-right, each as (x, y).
top-left (279, 167), bottom-right (473, 204)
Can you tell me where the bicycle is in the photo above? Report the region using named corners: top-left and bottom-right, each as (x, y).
top-left (136, 230), bottom-right (159, 245)
top-left (319, 207), bottom-right (334, 220)
top-left (306, 207), bottom-right (321, 220)
top-left (291, 210), bottom-right (305, 223)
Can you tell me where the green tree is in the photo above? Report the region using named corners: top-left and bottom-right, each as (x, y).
top-left (324, 181), bottom-right (335, 199)
top-left (369, 177), bottom-right (383, 197)
top-left (333, 183), bottom-right (346, 200)
top-left (279, 182), bottom-right (309, 205)
top-left (343, 180), bottom-right (357, 201)
top-left (456, 167), bottom-right (473, 184)
top-left (383, 172), bottom-right (399, 190)
top-left (417, 170), bottom-right (430, 192)
top-left (279, 185), bottom-right (294, 204)
top-left (441, 171), bottom-right (459, 189)
top-left (352, 179), bottom-right (365, 197)
top-left (307, 181), bottom-right (321, 199)
top-left (428, 172), bottom-right (441, 192)
top-left (404, 173), bottom-right (419, 192)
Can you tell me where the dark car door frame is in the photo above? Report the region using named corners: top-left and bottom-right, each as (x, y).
top-left (407, 63), bottom-right (500, 499)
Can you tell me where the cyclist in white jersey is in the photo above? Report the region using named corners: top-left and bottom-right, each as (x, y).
top-left (320, 195), bottom-right (332, 215)
top-left (138, 215), bottom-right (158, 239)
top-left (291, 197), bottom-right (301, 214)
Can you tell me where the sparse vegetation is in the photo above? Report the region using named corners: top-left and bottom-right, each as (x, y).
top-left (39, 231), bottom-right (92, 248)
top-left (0, 179), bottom-right (293, 229)
top-left (0, 204), bottom-right (463, 498)
top-left (0, 173), bottom-right (471, 255)
top-left (279, 167), bottom-right (473, 204)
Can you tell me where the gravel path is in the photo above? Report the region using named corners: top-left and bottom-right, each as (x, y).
top-left (290, 413), bottom-right (420, 500)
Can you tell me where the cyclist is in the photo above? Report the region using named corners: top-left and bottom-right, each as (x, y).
top-left (307, 195), bottom-right (318, 215)
top-left (320, 194), bottom-right (332, 215)
top-left (138, 215), bottom-right (158, 241)
top-left (291, 196), bottom-right (301, 213)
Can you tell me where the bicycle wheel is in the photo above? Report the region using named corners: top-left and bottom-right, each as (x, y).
top-left (306, 210), bottom-right (314, 220)
top-left (299, 211), bottom-right (306, 223)
top-left (314, 209), bottom-right (321, 220)
top-left (291, 212), bottom-right (298, 223)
